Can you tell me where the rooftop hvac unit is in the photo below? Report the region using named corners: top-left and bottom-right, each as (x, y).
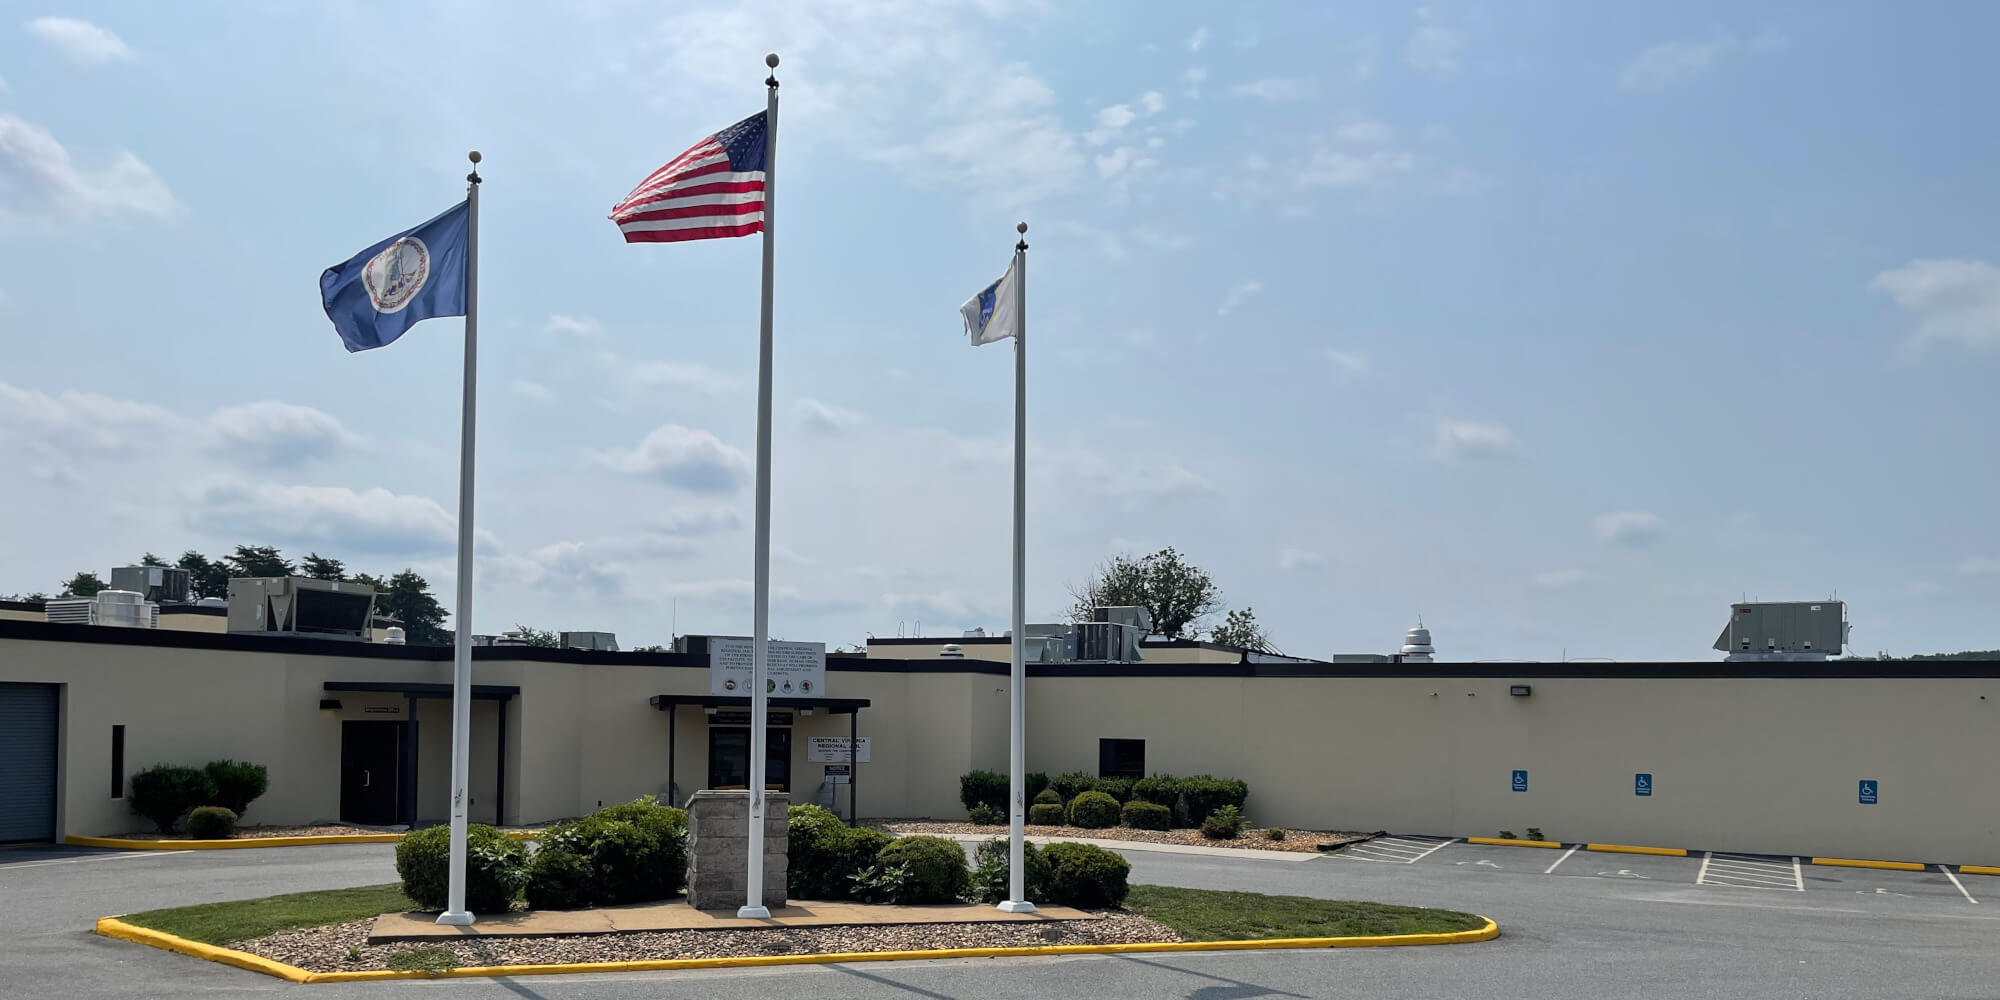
top-left (226, 577), bottom-right (376, 640)
top-left (1077, 621), bottom-right (1146, 662)
top-left (561, 631), bottom-right (619, 652)
top-left (1024, 623), bottom-right (1079, 662)
top-left (45, 590), bottom-right (158, 629)
top-left (110, 565), bottom-right (191, 604)
top-left (1093, 605), bottom-right (1154, 633)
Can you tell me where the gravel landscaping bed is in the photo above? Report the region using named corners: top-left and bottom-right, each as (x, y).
top-left (113, 824), bottom-right (544, 840)
top-left (236, 912), bottom-right (1181, 972)
top-left (878, 820), bottom-right (1369, 854)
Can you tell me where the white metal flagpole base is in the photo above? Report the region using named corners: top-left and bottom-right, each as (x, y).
top-left (434, 910), bottom-right (475, 926)
top-left (736, 905), bottom-right (773, 919)
top-left (995, 900), bottom-right (1037, 914)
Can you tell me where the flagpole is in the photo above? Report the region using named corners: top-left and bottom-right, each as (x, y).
top-left (437, 150), bottom-right (482, 927)
top-left (997, 223), bottom-right (1034, 914)
top-left (739, 53), bottom-right (780, 921)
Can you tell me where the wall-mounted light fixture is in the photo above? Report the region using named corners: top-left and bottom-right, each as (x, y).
top-left (318, 698), bottom-right (343, 710)
top-left (1509, 685), bottom-right (1532, 698)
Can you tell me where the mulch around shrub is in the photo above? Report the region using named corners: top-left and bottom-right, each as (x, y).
top-left (878, 821), bottom-right (1371, 854)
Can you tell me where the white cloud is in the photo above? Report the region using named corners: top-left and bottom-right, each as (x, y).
top-left (1217, 280), bottom-right (1263, 317)
top-left (1404, 7), bottom-right (1463, 78)
top-left (544, 315), bottom-right (602, 337)
top-left (1046, 220), bottom-right (1127, 260)
top-left (595, 424), bottom-right (751, 492)
top-left (1186, 26), bottom-right (1209, 52)
top-left (188, 482), bottom-right (458, 554)
top-left (1618, 29), bottom-right (1787, 91)
top-left (1182, 67), bottom-right (1207, 98)
top-left (1138, 91), bottom-right (1166, 114)
top-left (1430, 417), bottom-right (1518, 461)
top-left (0, 380), bottom-right (183, 457)
top-left (1593, 510), bottom-right (1666, 546)
top-left (1300, 147), bottom-right (1415, 189)
top-left (204, 401), bottom-right (359, 467)
top-left (624, 358), bottom-right (738, 393)
top-left (653, 507), bottom-right (742, 537)
top-left (1324, 349), bottom-right (1372, 378)
top-left (1231, 77), bottom-right (1315, 102)
top-left (1868, 258), bottom-right (2000, 352)
top-left (1958, 556), bottom-right (2000, 576)
top-left (1533, 568), bottom-right (1595, 588)
top-left (24, 17), bottom-right (133, 65)
top-left (0, 113), bottom-right (180, 223)
top-left (1278, 548), bottom-right (1327, 570)
top-left (0, 75), bottom-right (10, 95)
top-left (1349, 36), bottom-right (1381, 82)
top-left (1095, 104), bottom-right (1138, 131)
top-left (510, 379), bottom-right (557, 402)
top-left (797, 397), bottom-right (861, 435)
top-left (1095, 146), bottom-right (1140, 177)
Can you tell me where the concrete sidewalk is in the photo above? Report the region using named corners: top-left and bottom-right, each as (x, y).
top-left (945, 833), bottom-right (1323, 862)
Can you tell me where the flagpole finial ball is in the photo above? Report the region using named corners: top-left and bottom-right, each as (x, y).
top-left (1017, 222), bottom-right (1027, 234)
top-left (766, 53), bottom-right (779, 68)
top-left (468, 151), bottom-right (482, 164)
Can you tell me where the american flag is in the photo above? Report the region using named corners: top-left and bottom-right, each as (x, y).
top-left (609, 111), bottom-right (768, 243)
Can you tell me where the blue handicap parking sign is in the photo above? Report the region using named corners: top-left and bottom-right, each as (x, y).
top-left (1512, 769), bottom-right (1528, 792)
top-left (1859, 779), bottom-right (1878, 805)
top-left (1635, 773), bottom-right (1653, 797)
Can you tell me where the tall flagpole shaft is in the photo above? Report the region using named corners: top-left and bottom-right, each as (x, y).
top-left (740, 54), bottom-right (780, 921)
top-left (437, 150), bottom-right (483, 927)
top-left (997, 223), bottom-right (1034, 914)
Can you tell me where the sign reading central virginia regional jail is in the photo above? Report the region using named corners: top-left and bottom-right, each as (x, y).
top-left (708, 638), bottom-right (827, 698)
top-left (808, 737), bottom-right (871, 763)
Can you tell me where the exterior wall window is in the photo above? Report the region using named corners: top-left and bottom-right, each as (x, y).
top-left (1098, 738), bottom-right (1144, 780)
top-left (111, 724), bottom-right (125, 798)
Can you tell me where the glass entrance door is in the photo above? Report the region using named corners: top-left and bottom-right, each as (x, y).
top-left (706, 726), bottom-right (791, 792)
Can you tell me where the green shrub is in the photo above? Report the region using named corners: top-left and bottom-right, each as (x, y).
top-left (1028, 803), bottom-right (1065, 826)
top-left (959, 770), bottom-right (1008, 815)
top-left (523, 843), bottom-right (595, 909)
top-left (850, 861), bottom-right (912, 904)
top-left (967, 803), bottom-right (1002, 825)
top-left (1094, 777), bottom-right (1134, 803)
top-left (532, 800), bottom-right (687, 907)
top-left (1526, 827), bottom-right (1545, 842)
top-left (395, 824), bottom-right (527, 913)
top-left (129, 765), bottom-right (215, 834)
top-left (1121, 800), bottom-right (1171, 831)
top-left (1048, 771), bottom-right (1097, 804)
top-left (185, 806), bottom-right (237, 840)
top-left (1264, 826), bottom-right (1286, 842)
top-left (1132, 774), bottom-right (1181, 809)
top-left (593, 795), bottom-right (688, 832)
top-left (971, 836), bottom-right (1051, 904)
top-left (1039, 841), bottom-right (1130, 908)
top-left (1033, 788), bottom-right (1062, 806)
top-left (1176, 775), bottom-right (1249, 826)
top-left (1067, 790), bottom-right (1121, 829)
top-left (1026, 771), bottom-right (1051, 804)
top-left (202, 760), bottom-right (269, 818)
top-left (787, 805), bottom-right (891, 900)
top-left (1200, 805), bottom-right (1244, 840)
top-left (876, 835), bottom-right (970, 903)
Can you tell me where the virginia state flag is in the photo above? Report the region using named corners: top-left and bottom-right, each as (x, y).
top-left (320, 201), bottom-right (469, 352)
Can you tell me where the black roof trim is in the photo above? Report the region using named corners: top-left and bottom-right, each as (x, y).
top-left (0, 599), bottom-right (45, 613)
top-left (0, 618), bottom-right (706, 665)
top-left (324, 681), bottom-right (519, 700)
top-left (650, 695), bottom-right (871, 714)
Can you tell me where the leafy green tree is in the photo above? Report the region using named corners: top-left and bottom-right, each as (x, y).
top-left (61, 571), bottom-right (108, 598)
top-left (300, 553), bottom-right (347, 581)
top-left (1068, 547), bottom-right (1222, 640)
top-left (1209, 607), bottom-right (1273, 653)
top-left (222, 545), bottom-right (294, 579)
top-left (139, 552), bottom-right (170, 567)
top-left (512, 624), bottom-right (560, 647)
top-left (374, 569), bottom-right (449, 645)
top-left (176, 551), bottom-right (229, 600)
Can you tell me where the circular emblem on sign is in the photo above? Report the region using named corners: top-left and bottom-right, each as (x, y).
top-left (724, 679), bottom-right (737, 691)
top-left (361, 236), bottom-right (431, 314)
top-left (800, 680), bottom-right (812, 694)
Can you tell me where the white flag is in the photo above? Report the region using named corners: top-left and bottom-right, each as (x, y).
top-left (960, 257), bottom-right (1020, 346)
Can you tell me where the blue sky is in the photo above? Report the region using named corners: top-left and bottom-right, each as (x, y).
top-left (2, 1), bottom-right (1997, 660)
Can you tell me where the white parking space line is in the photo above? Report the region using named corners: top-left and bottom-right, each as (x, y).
top-left (1942, 866), bottom-right (1979, 904)
top-left (0, 850), bottom-right (193, 871)
top-left (1697, 853), bottom-right (1803, 891)
top-left (1407, 838), bottom-right (1458, 863)
top-left (1545, 845), bottom-right (1582, 874)
top-left (1333, 836), bottom-right (1455, 864)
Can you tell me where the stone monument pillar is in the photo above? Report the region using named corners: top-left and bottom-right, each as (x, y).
top-left (684, 790), bottom-right (788, 911)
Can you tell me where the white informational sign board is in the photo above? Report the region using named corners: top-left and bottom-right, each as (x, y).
top-left (808, 736), bottom-right (871, 763)
top-left (709, 638), bottom-right (827, 697)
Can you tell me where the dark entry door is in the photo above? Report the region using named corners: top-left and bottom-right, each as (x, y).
top-left (340, 721), bottom-right (405, 825)
top-left (0, 683), bottom-right (58, 842)
top-left (707, 727), bottom-right (792, 792)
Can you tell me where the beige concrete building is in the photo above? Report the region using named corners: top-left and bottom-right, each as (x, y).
top-left (3, 615), bottom-right (1997, 867)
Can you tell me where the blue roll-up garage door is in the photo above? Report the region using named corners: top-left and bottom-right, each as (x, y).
top-left (0, 683), bottom-right (58, 842)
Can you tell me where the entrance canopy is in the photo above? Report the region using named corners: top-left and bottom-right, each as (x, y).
top-left (324, 681), bottom-right (519, 700)
top-left (647, 694), bottom-right (869, 713)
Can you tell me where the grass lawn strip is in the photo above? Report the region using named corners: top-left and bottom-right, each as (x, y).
top-left (880, 820), bottom-right (1368, 854)
top-left (1124, 885), bottom-right (1486, 941)
top-left (122, 885), bottom-right (415, 946)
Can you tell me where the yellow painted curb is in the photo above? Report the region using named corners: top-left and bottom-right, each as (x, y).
top-left (1585, 844), bottom-right (1687, 857)
top-left (1466, 837), bottom-right (1562, 849)
top-left (67, 830), bottom-right (535, 851)
top-left (1811, 857), bottom-right (1926, 872)
top-left (1958, 865), bottom-right (2000, 877)
top-left (96, 914), bottom-right (1499, 983)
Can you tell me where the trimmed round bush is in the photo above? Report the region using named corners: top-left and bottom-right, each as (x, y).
top-left (396, 824), bottom-right (527, 913)
top-left (967, 803), bottom-right (1002, 825)
top-left (1121, 800), bottom-right (1171, 831)
top-left (524, 843), bottom-right (595, 910)
top-left (959, 770), bottom-right (1008, 815)
top-left (876, 835), bottom-right (970, 903)
top-left (1033, 788), bottom-right (1062, 806)
top-left (1066, 790), bottom-right (1120, 829)
top-left (203, 760), bottom-right (269, 818)
top-left (1264, 826), bottom-right (1286, 842)
top-left (1027, 803), bottom-right (1065, 826)
top-left (1200, 804), bottom-right (1244, 840)
top-left (129, 765), bottom-right (215, 834)
top-left (1131, 774), bottom-right (1181, 810)
top-left (971, 836), bottom-right (1051, 904)
top-left (533, 800), bottom-right (687, 907)
top-left (185, 806), bottom-right (237, 840)
top-left (1039, 841), bottom-right (1130, 909)
top-left (1026, 771), bottom-right (1051, 805)
top-left (1175, 775), bottom-right (1249, 827)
